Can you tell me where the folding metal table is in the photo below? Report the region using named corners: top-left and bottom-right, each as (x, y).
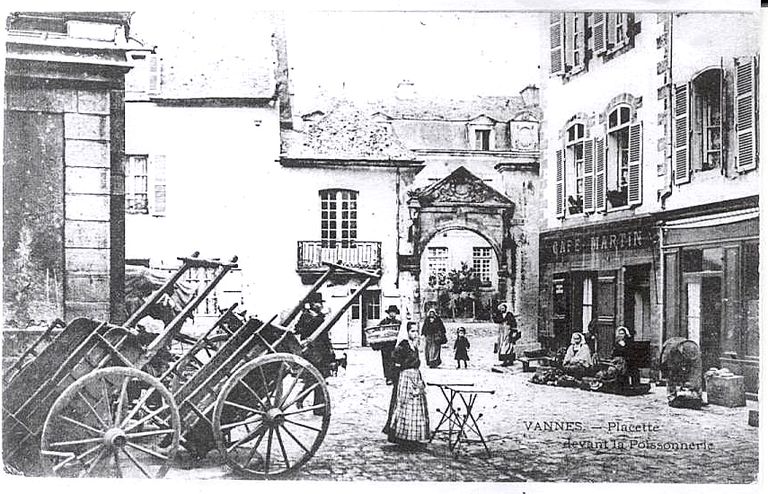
top-left (427, 382), bottom-right (494, 457)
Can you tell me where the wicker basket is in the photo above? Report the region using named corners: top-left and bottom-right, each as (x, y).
top-left (364, 323), bottom-right (400, 346)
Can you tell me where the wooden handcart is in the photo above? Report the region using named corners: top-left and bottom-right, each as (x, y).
top-left (2, 254), bottom-right (379, 479)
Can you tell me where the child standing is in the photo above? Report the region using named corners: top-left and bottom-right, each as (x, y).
top-left (454, 327), bottom-right (470, 368)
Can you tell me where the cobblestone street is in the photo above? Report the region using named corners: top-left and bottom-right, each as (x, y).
top-left (168, 324), bottom-right (759, 483)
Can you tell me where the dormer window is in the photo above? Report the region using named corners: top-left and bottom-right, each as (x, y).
top-left (475, 129), bottom-right (491, 151)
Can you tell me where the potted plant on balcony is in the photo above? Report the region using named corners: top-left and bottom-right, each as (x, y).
top-left (607, 187), bottom-right (628, 208)
top-left (567, 195), bottom-right (583, 215)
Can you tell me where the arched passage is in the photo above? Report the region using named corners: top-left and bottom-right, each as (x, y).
top-left (402, 166), bottom-right (517, 319)
top-left (419, 228), bottom-right (500, 319)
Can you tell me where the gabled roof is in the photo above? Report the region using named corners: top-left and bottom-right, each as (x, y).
top-left (281, 100), bottom-right (419, 162)
top-left (411, 166), bottom-right (514, 207)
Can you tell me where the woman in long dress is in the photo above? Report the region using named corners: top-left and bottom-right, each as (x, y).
top-left (383, 322), bottom-right (430, 448)
top-left (421, 309), bottom-right (446, 368)
top-left (493, 303), bottom-right (519, 366)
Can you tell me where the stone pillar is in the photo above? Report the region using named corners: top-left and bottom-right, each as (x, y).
top-left (4, 12), bottom-right (133, 324)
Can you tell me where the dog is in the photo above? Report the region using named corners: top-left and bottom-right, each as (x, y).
top-left (328, 351), bottom-right (348, 376)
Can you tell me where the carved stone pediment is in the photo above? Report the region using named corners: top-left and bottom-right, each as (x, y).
top-left (414, 166), bottom-right (514, 207)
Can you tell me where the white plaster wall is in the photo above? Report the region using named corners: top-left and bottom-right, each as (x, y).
top-left (126, 102), bottom-right (408, 347)
top-left (662, 12), bottom-right (761, 212)
top-left (540, 13), bottom-right (664, 231)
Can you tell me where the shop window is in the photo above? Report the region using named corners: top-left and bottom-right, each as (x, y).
top-left (682, 247), bottom-right (723, 273)
top-left (320, 189), bottom-right (357, 248)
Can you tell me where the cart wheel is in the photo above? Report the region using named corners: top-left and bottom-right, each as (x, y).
top-left (213, 353), bottom-right (330, 478)
top-left (40, 367), bottom-right (181, 478)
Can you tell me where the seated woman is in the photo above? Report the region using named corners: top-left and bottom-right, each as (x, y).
top-left (562, 332), bottom-right (592, 379)
top-left (593, 326), bottom-right (631, 391)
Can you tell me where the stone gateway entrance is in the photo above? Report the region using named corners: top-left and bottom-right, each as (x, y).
top-left (401, 167), bottom-right (517, 319)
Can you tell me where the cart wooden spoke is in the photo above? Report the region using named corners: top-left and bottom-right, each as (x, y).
top-left (40, 367), bottom-right (180, 478)
top-left (213, 354), bottom-right (331, 478)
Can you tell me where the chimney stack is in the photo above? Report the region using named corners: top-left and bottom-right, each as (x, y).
top-left (519, 85), bottom-right (539, 107)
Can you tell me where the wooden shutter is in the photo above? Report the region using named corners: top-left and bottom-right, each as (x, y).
top-left (583, 138), bottom-right (595, 212)
top-left (593, 12), bottom-right (606, 55)
top-left (148, 54), bottom-right (160, 95)
top-left (550, 13), bottom-right (564, 75)
top-left (575, 13), bottom-right (586, 68)
top-left (564, 13), bottom-right (575, 71)
top-left (735, 56), bottom-right (757, 172)
top-left (595, 136), bottom-right (606, 211)
top-left (719, 61), bottom-right (727, 173)
top-left (627, 122), bottom-right (642, 205)
top-left (150, 154), bottom-right (167, 216)
top-left (555, 148), bottom-right (565, 218)
top-left (673, 83), bottom-right (691, 184)
top-left (606, 13), bottom-right (617, 49)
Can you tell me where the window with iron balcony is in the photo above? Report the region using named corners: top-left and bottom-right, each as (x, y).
top-left (297, 189), bottom-right (381, 272)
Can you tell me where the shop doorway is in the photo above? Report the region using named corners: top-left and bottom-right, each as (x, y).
top-left (683, 274), bottom-right (723, 373)
top-left (624, 264), bottom-right (651, 340)
top-left (352, 289), bottom-right (381, 346)
top-left (681, 247), bottom-right (724, 375)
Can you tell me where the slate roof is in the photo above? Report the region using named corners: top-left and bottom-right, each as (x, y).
top-left (298, 94), bottom-right (538, 123)
top-left (285, 95), bottom-right (540, 160)
top-left (371, 95), bottom-right (531, 122)
top-left (281, 100), bottom-right (419, 162)
top-left (130, 9), bottom-right (276, 99)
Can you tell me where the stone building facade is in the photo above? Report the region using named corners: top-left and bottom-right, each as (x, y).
top-left (283, 91), bottom-right (542, 349)
top-left (538, 12), bottom-right (759, 395)
top-left (4, 12), bottom-right (135, 326)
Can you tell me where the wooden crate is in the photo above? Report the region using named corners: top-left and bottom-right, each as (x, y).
top-left (706, 374), bottom-right (746, 408)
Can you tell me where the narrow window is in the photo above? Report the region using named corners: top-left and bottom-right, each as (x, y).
top-left (692, 69), bottom-right (723, 172)
top-left (566, 122), bottom-right (585, 214)
top-left (606, 106), bottom-right (631, 208)
top-left (125, 155), bottom-right (149, 214)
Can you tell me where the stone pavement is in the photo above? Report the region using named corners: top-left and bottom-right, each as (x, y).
top-left (170, 323), bottom-right (759, 483)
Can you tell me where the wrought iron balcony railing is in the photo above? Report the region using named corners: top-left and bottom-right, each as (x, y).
top-left (297, 240), bottom-right (382, 272)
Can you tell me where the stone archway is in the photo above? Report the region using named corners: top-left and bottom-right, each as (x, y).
top-left (402, 166), bottom-right (516, 318)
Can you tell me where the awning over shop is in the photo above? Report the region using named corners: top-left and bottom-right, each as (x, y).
top-left (662, 208), bottom-right (759, 248)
